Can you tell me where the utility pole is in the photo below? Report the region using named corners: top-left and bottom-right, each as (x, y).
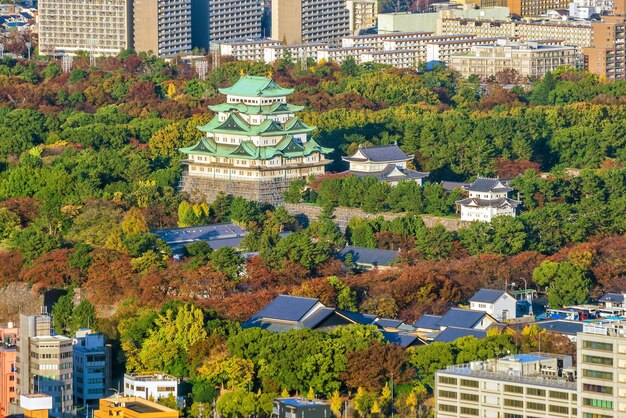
top-left (391, 372), bottom-right (394, 418)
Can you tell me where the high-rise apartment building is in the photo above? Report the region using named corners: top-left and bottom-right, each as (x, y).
top-left (0, 323), bottom-right (18, 418)
top-left (72, 329), bottom-right (111, 413)
top-left (583, 0), bottom-right (626, 80)
top-left (191, 0), bottom-right (263, 50)
top-left (272, 0), bottom-right (351, 45)
top-left (38, 0), bottom-right (132, 56)
top-left (508, 0), bottom-right (570, 16)
top-left (346, 0), bottom-right (378, 35)
top-left (133, 0), bottom-right (192, 57)
top-left (16, 314), bottom-right (73, 418)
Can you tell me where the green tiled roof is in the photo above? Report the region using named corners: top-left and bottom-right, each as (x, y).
top-left (197, 114), bottom-right (315, 136)
top-left (218, 76), bottom-right (294, 97)
top-left (179, 136), bottom-right (333, 160)
top-left (208, 102), bottom-right (305, 114)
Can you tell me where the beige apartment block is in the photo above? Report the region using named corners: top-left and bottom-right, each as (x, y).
top-left (38, 0), bottom-right (131, 56)
top-left (220, 39), bottom-right (282, 61)
top-left (342, 31), bottom-right (434, 49)
top-left (435, 354), bottom-right (578, 418)
top-left (346, 0), bottom-right (378, 35)
top-left (272, 0), bottom-right (350, 45)
top-left (441, 18), bottom-right (594, 49)
top-left (450, 41), bottom-right (579, 79)
top-left (508, 0), bottom-right (569, 17)
top-left (578, 321), bottom-right (626, 417)
top-left (583, 15), bottom-right (626, 80)
top-left (133, 0), bottom-right (191, 57)
top-left (264, 43), bottom-right (327, 63)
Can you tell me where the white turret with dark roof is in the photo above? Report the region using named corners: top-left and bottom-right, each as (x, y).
top-left (341, 144), bottom-right (429, 186)
top-left (455, 177), bottom-right (522, 222)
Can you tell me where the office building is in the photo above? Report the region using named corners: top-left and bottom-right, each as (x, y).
top-left (179, 76), bottom-right (333, 205)
top-left (441, 18), bottom-right (594, 49)
top-left (133, 0), bottom-right (191, 57)
top-left (93, 396), bottom-right (178, 418)
top-left (72, 329), bottom-right (111, 413)
top-left (346, 0), bottom-right (378, 35)
top-left (16, 314), bottom-right (73, 418)
top-left (450, 40), bottom-right (579, 79)
top-left (435, 353), bottom-right (578, 418)
top-left (508, 0), bottom-right (570, 16)
top-left (38, 0), bottom-right (131, 56)
top-left (220, 39), bottom-right (282, 61)
top-left (272, 0), bottom-right (350, 45)
top-left (0, 323), bottom-right (17, 418)
top-left (123, 373), bottom-right (177, 401)
top-left (191, 0), bottom-right (263, 50)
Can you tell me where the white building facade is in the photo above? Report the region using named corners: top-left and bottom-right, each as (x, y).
top-left (456, 177), bottom-right (521, 222)
top-left (469, 289), bottom-right (518, 321)
top-left (123, 373), bottom-right (178, 401)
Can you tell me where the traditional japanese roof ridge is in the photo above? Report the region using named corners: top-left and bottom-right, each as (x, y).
top-left (219, 75), bottom-right (294, 97)
top-left (470, 288), bottom-right (508, 304)
top-left (464, 177), bottom-right (513, 193)
top-left (283, 116), bottom-right (314, 132)
top-left (196, 114), bottom-right (315, 137)
top-left (275, 135), bottom-right (305, 153)
top-left (342, 144), bottom-right (412, 163)
top-left (256, 118), bottom-right (285, 134)
top-left (336, 310), bottom-right (378, 325)
top-left (338, 245), bottom-right (400, 267)
top-left (179, 137), bottom-right (217, 154)
top-left (455, 197), bottom-right (522, 208)
top-left (303, 138), bottom-right (334, 155)
top-left (208, 102), bottom-right (305, 114)
top-left (343, 165), bottom-right (429, 182)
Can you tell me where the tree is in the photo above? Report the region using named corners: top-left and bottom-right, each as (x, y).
top-left (0, 208), bottom-right (20, 240)
top-left (532, 260), bottom-right (559, 289)
top-left (546, 262), bottom-right (591, 307)
top-left (9, 226), bottom-right (61, 262)
top-left (329, 391), bottom-right (342, 417)
top-left (121, 207), bottom-right (149, 236)
top-left (52, 290), bottom-right (74, 336)
top-left (211, 247), bottom-right (244, 279)
top-left (71, 299), bottom-right (98, 333)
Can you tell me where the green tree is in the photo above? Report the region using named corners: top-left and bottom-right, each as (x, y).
top-left (0, 208), bottom-right (20, 240)
top-left (8, 226), bottom-right (61, 262)
top-left (52, 290), bottom-right (74, 336)
top-left (546, 262), bottom-right (591, 307)
top-left (210, 247), bottom-right (244, 279)
top-left (121, 207), bottom-right (149, 236)
top-left (71, 299), bottom-right (98, 334)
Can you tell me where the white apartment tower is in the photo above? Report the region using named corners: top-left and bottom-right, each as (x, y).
top-left (272, 0), bottom-right (351, 45)
top-left (38, 0), bottom-right (132, 56)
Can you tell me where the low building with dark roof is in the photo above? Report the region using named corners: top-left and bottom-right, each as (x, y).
top-left (338, 246), bottom-right (401, 269)
top-left (272, 398), bottom-right (331, 418)
top-left (469, 288), bottom-right (517, 321)
top-left (455, 177), bottom-right (521, 222)
top-left (598, 292), bottom-right (626, 308)
top-left (341, 144), bottom-right (429, 186)
top-left (433, 327), bottom-right (487, 342)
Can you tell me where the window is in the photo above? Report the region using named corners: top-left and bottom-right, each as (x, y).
top-left (584, 355), bottom-right (613, 366)
top-left (460, 379), bottom-right (479, 388)
top-left (549, 405), bottom-right (569, 415)
top-left (583, 341), bottom-right (614, 351)
top-left (549, 390), bottom-right (570, 399)
top-left (504, 414), bottom-right (522, 418)
top-left (504, 399), bottom-right (523, 408)
top-left (504, 385), bottom-right (523, 394)
top-left (583, 384), bottom-right (613, 394)
top-left (526, 402), bottom-right (546, 411)
top-left (583, 369), bottom-right (613, 380)
top-left (438, 376), bottom-right (457, 385)
top-left (583, 398), bottom-right (614, 409)
top-left (438, 390), bottom-right (456, 399)
top-left (460, 407), bottom-right (478, 416)
top-left (583, 414), bottom-right (612, 418)
top-left (438, 404), bottom-right (457, 412)
top-left (460, 393), bottom-right (478, 402)
top-left (526, 388), bottom-right (545, 397)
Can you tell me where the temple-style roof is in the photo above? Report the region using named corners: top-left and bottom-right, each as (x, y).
top-left (342, 144), bottom-right (412, 164)
top-left (464, 177), bottom-right (513, 193)
top-left (180, 136), bottom-right (333, 160)
top-left (345, 164), bottom-right (429, 183)
top-left (197, 114), bottom-right (316, 136)
top-left (208, 102), bottom-right (305, 114)
top-left (219, 75), bottom-right (294, 97)
top-left (455, 197), bottom-right (522, 208)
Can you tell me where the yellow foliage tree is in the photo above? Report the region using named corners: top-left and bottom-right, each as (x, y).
top-left (121, 207), bottom-right (149, 236)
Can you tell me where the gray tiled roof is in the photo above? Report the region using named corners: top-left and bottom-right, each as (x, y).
top-left (345, 165), bottom-right (429, 182)
top-left (433, 327), bottom-right (487, 342)
top-left (465, 177), bottom-right (513, 193)
top-left (336, 310), bottom-right (378, 325)
top-left (344, 145), bottom-right (411, 163)
top-left (470, 289), bottom-right (507, 304)
top-left (455, 197), bottom-right (522, 208)
top-left (413, 314), bottom-right (443, 330)
top-left (535, 320), bottom-right (584, 335)
top-left (381, 331), bottom-right (424, 348)
top-left (151, 223), bottom-right (245, 245)
top-left (338, 246), bottom-right (400, 267)
top-left (598, 293), bottom-right (625, 303)
top-left (376, 318), bottom-right (404, 328)
top-left (437, 308), bottom-right (488, 329)
top-left (254, 295), bottom-right (320, 322)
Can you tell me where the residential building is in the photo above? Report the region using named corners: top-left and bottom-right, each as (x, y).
top-left (508, 0), bottom-right (570, 16)
top-left (0, 323), bottom-right (17, 418)
top-left (341, 144), bottom-right (429, 186)
top-left (360, 48), bottom-right (424, 68)
top-left (441, 18), bottom-right (594, 49)
top-left (346, 0), bottom-right (378, 35)
top-left (16, 314), bottom-right (73, 418)
top-left (38, 0), bottom-right (131, 56)
top-left (133, 0), bottom-right (192, 57)
top-left (342, 31), bottom-right (434, 49)
top-left (20, 394), bottom-right (53, 418)
top-left (455, 177), bottom-right (522, 222)
top-left (577, 320), bottom-right (626, 418)
top-left (272, 398), bottom-right (331, 418)
top-left (317, 46), bottom-right (373, 64)
top-left (93, 396), bottom-right (178, 418)
top-left (72, 329), bottom-right (111, 413)
top-left (469, 289), bottom-right (517, 321)
top-left (220, 39), bottom-right (282, 61)
top-left (263, 43), bottom-right (327, 64)
top-left (449, 40), bottom-right (580, 79)
top-left (123, 373), bottom-right (177, 401)
top-left (271, 0), bottom-right (350, 45)
top-left (381, 33), bottom-right (475, 51)
top-left (179, 76), bottom-right (333, 205)
top-left (338, 246), bottom-right (401, 269)
top-left (583, 14), bottom-right (626, 80)
top-left (426, 37), bottom-right (518, 63)
top-left (598, 292), bottom-right (626, 309)
top-left (191, 0), bottom-right (263, 50)
top-left (435, 353), bottom-right (578, 418)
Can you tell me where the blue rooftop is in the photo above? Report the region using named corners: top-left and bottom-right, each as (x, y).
top-left (535, 319), bottom-right (584, 335)
top-left (337, 310), bottom-right (377, 325)
top-left (437, 308), bottom-right (488, 329)
top-left (376, 318), bottom-right (404, 328)
top-left (433, 327), bottom-right (487, 343)
top-left (505, 354), bottom-right (549, 363)
top-left (470, 289), bottom-right (507, 304)
top-left (598, 293), bottom-right (625, 303)
top-left (252, 295), bottom-right (320, 322)
top-left (152, 223), bottom-right (245, 245)
top-left (277, 398), bottom-right (329, 408)
top-left (381, 331), bottom-right (423, 348)
top-left (338, 246), bottom-right (400, 267)
top-left (413, 314), bottom-right (443, 330)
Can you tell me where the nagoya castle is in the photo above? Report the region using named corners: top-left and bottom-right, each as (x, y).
top-left (179, 75), bottom-right (333, 205)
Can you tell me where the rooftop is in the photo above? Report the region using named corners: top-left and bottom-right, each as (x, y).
top-left (124, 373), bottom-right (177, 382)
top-left (338, 246), bottom-right (400, 267)
top-left (101, 396), bottom-right (177, 414)
top-left (598, 292), bottom-right (625, 303)
top-left (276, 397), bottom-right (329, 408)
top-left (218, 75), bottom-right (294, 97)
top-left (464, 177), bottom-right (513, 193)
top-left (342, 144), bottom-right (412, 163)
top-left (433, 327), bottom-right (486, 342)
top-left (470, 288), bottom-right (508, 304)
top-left (151, 223), bottom-right (245, 245)
top-left (437, 308), bottom-right (490, 329)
